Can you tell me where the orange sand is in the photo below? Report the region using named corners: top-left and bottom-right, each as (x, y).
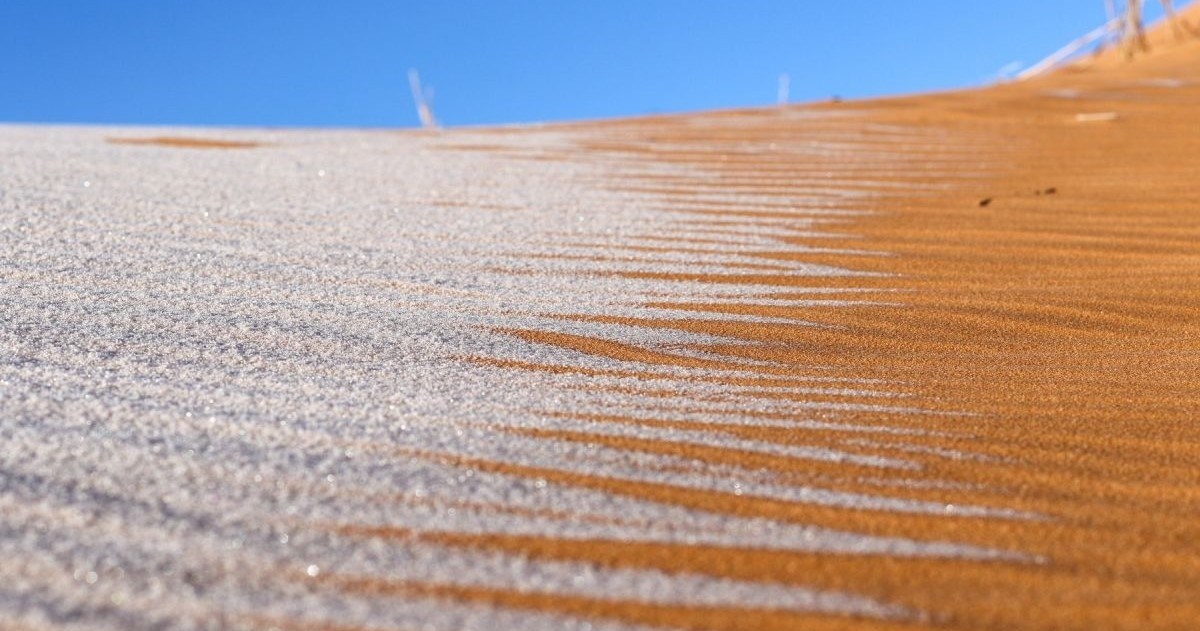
top-left (326, 26), bottom-right (1200, 631)
top-left (106, 136), bottom-right (262, 149)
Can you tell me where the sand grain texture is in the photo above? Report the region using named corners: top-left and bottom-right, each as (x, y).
top-left (2, 22), bottom-right (1200, 631)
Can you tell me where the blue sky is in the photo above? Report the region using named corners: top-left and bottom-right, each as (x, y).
top-left (0, 1), bottom-right (1171, 128)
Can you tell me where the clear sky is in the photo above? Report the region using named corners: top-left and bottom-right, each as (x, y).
top-left (0, 1), bottom-right (1174, 128)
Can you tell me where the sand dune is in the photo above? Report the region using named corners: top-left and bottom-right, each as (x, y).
top-left (2, 16), bottom-right (1200, 631)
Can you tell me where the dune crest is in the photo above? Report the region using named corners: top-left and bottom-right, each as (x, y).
top-left (2, 21), bottom-right (1199, 631)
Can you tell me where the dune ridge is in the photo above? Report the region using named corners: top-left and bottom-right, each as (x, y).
top-left (1, 18), bottom-right (1199, 631)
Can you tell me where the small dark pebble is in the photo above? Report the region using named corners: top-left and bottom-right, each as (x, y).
top-left (979, 197), bottom-right (993, 207)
